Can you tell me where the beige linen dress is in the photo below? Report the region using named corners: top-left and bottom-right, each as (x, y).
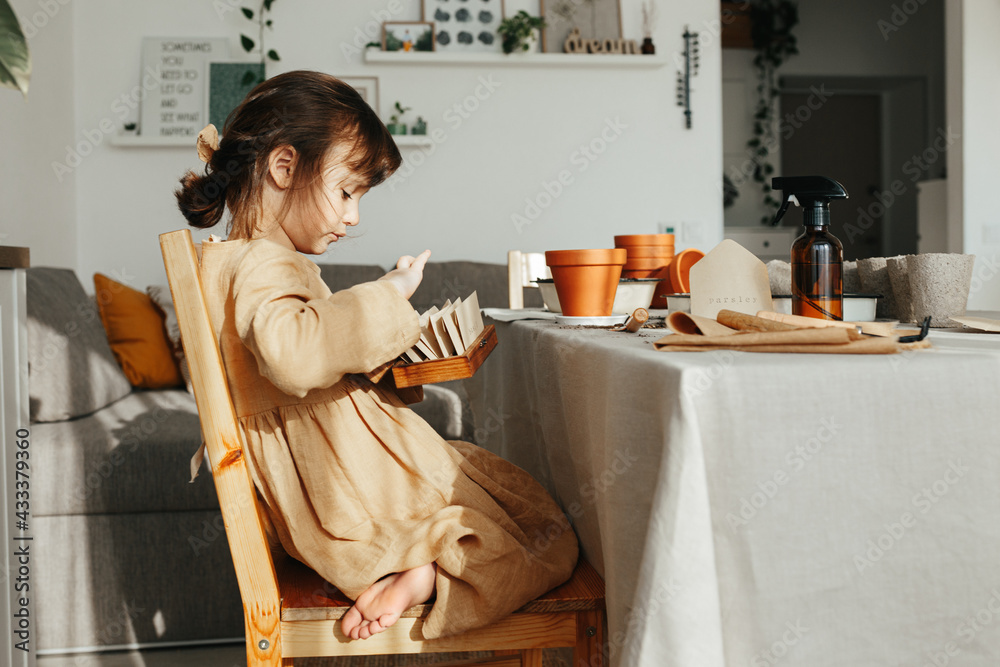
top-left (199, 238), bottom-right (578, 639)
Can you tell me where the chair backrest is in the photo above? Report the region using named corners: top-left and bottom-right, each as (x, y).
top-left (159, 230), bottom-right (282, 657)
top-left (507, 250), bottom-right (550, 309)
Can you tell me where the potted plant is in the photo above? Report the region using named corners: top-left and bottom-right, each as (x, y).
top-left (387, 101), bottom-right (411, 135)
top-left (498, 10), bottom-right (547, 54)
top-left (411, 116), bottom-right (427, 135)
top-left (0, 0), bottom-right (31, 97)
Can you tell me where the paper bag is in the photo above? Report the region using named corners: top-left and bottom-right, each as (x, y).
top-left (689, 239), bottom-right (774, 319)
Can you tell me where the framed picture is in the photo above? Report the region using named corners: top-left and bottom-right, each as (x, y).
top-left (207, 62), bottom-right (265, 131)
top-left (340, 76), bottom-right (380, 116)
top-left (382, 21), bottom-right (436, 52)
top-left (140, 37), bottom-right (229, 138)
top-left (542, 0), bottom-right (622, 53)
top-left (422, 0), bottom-right (505, 52)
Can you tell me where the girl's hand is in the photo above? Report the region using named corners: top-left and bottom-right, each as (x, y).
top-left (379, 249), bottom-right (431, 300)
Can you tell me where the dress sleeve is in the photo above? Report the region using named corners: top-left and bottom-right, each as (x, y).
top-left (230, 243), bottom-right (420, 397)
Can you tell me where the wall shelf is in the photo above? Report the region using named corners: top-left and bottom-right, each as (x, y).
top-left (364, 49), bottom-right (668, 68)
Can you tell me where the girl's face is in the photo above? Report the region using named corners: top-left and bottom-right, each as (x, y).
top-left (271, 146), bottom-right (370, 255)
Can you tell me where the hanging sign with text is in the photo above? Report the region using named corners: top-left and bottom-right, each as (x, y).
top-left (139, 37), bottom-right (229, 138)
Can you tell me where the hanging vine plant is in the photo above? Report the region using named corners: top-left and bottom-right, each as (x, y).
top-left (746, 0), bottom-right (799, 224)
top-left (240, 0), bottom-right (281, 85)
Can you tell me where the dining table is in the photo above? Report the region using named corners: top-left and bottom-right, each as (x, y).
top-left (462, 308), bottom-right (1000, 667)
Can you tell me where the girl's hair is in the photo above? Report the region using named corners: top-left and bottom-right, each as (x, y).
top-left (175, 70), bottom-right (402, 238)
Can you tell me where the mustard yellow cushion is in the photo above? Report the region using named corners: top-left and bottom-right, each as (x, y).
top-left (94, 273), bottom-right (183, 389)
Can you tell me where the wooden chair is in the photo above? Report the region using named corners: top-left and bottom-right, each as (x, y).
top-left (507, 251), bottom-right (550, 309)
top-left (160, 230), bottom-right (605, 667)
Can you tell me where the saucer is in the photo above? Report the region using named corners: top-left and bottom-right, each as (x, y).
top-left (554, 314), bottom-right (628, 326)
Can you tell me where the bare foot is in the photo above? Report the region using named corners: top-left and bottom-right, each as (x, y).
top-left (341, 563), bottom-right (437, 640)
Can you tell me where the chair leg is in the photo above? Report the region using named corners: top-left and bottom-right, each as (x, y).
top-left (244, 638), bottom-right (283, 667)
top-left (573, 609), bottom-right (605, 667)
top-left (520, 648), bottom-right (544, 667)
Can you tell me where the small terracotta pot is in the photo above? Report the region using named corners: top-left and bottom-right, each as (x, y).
top-left (614, 233), bottom-right (675, 247)
top-left (619, 244), bottom-right (675, 259)
top-left (668, 248), bottom-right (705, 294)
top-left (545, 248), bottom-right (627, 316)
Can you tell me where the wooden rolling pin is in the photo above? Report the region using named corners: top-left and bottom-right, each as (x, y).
top-left (756, 310), bottom-right (897, 337)
top-left (624, 308), bottom-right (650, 333)
top-left (716, 309), bottom-right (798, 332)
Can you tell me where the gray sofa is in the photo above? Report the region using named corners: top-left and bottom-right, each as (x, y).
top-left (32, 259), bottom-right (539, 652)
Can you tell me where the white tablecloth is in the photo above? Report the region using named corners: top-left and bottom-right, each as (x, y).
top-left (464, 312), bottom-right (1000, 667)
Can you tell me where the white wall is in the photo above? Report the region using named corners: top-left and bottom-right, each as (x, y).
top-left (1, 0), bottom-right (723, 290)
top-left (950, 0), bottom-right (1000, 310)
top-left (0, 0), bottom-right (77, 269)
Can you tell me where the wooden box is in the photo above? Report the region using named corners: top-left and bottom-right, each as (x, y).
top-left (392, 324), bottom-right (497, 388)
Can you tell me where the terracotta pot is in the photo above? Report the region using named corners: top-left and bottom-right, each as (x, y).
top-left (668, 248), bottom-right (705, 294)
top-left (545, 248), bottom-right (627, 316)
top-left (648, 263), bottom-right (674, 308)
top-left (622, 268), bottom-right (663, 279)
top-left (619, 244), bottom-right (675, 259)
top-left (623, 257), bottom-right (672, 271)
top-left (650, 291), bottom-right (670, 309)
top-left (614, 233), bottom-right (675, 247)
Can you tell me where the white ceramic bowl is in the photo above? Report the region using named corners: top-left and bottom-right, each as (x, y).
top-left (538, 279), bottom-right (658, 314)
top-left (771, 294), bottom-right (879, 322)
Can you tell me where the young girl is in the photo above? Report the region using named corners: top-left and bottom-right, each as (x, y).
top-left (175, 70), bottom-right (577, 641)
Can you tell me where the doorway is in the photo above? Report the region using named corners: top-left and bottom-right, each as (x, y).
top-left (779, 92), bottom-right (882, 261)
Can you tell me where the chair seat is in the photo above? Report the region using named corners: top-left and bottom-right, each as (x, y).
top-left (279, 557), bottom-right (604, 622)
top-left (277, 558), bottom-right (605, 659)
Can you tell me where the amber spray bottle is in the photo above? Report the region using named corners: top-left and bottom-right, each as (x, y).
top-left (770, 176), bottom-right (850, 320)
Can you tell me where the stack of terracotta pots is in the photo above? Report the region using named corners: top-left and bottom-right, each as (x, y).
top-left (614, 234), bottom-right (675, 308)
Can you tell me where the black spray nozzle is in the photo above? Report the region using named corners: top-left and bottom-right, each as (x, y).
top-left (770, 175), bottom-right (849, 227)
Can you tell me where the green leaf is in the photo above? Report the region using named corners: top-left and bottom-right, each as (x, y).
top-left (264, 0), bottom-right (274, 10)
top-left (242, 70), bottom-right (257, 86)
top-left (0, 0), bottom-right (31, 96)
top-left (240, 34), bottom-right (255, 52)
top-left (241, 7), bottom-right (253, 19)
top-left (266, 19), bottom-right (272, 27)
top-left (267, 49), bottom-right (280, 61)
